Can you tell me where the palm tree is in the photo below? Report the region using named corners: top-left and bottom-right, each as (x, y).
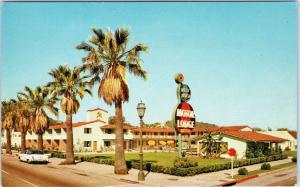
top-left (1, 100), bottom-right (17, 154)
top-left (76, 28), bottom-right (148, 174)
top-left (18, 86), bottom-right (58, 151)
top-left (15, 97), bottom-right (34, 153)
top-left (47, 65), bottom-right (92, 164)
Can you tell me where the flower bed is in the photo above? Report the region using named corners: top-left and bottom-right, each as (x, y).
top-left (49, 152), bottom-right (288, 176)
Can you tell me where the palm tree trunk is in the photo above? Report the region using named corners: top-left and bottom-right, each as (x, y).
top-left (6, 128), bottom-right (12, 154)
top-left (37, 133), bottom-right (43, 151)
top-left (20, 131), bottom-right (26, 154)
top-left (63, 114), bottom-right (75, 164)
top-left (114, 101), bottom-right (127, 174)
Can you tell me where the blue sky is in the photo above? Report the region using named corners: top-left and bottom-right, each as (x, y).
top-left (1, 2), bottom-right (297, 130)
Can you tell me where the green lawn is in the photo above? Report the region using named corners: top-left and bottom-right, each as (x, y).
top-left (232, 162), bottom-right (296, 180)
top-left (77, 152), bottom-right (231, 167)
top-left (283, 151), bottom-right (297, 157)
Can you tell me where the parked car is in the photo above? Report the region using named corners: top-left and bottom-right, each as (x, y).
top-left (18, 150), bottom-right (49, 163)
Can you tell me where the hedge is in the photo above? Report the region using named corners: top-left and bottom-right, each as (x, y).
top-left (50, 153), bottom-right (288, 176)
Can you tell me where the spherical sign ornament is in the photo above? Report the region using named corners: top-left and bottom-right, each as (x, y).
top-left (175, 73), bottom-right (184, 84)
top-left (175, 102), bottom-right (196, 135)
top-left (228, 148), bottom-right (237, 157)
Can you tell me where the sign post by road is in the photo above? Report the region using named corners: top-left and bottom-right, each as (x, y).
top-left (228, 148), bottom-right (237, 178)
top-left (174, 73), bottom-right (195, 158)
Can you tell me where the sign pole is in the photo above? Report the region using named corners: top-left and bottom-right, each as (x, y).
top-left (178, 133), bottom-right (182, 158)
top-left (227, 147), bottom-right (236, 179)
top-left (176, 81), bottom-right (182, 158)
top-left (231, 156), bottom-right (233, 178)
top-left (174, 73), bottom-right (195, 159)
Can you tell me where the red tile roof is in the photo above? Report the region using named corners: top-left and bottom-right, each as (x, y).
top-left (87, 108), bottom-right (108, 113)
top-left (193, 126), bottom-right (220, 132)
top-left (219, 125), bottom-right (251, 132)
top-left (49, 120), bottom-right (102, 129)
top-left (129, 125), bottom-right (250, 133)
top-left (223, 131), bottom-right (287, 143)
top-left (131, 127), bottom-right (175, 133)
top-left (288, 131), bottom-right (297, 139)
top-left (101, 124), bottom-right (135, 130)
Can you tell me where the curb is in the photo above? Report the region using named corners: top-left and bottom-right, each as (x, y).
top-left (217, 180), bottom-right (237, 186)
top-left (119, 178), bottom-right (140, 184)
top-left (235, 174), bottom-right (258, 183)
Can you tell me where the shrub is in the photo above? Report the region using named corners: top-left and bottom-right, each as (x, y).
top-left (47, 151), bottom-right (287, 176)
top-left (238, 168), bottom-right (248, 175)
top-left (145, 163), bottom-right (152, 172)
top-left (292, 156), bottom-right (297, 163)
top-left (173, 157), bottom-right (198, 168)
top-left (261, 162), bottom-right (271, 170)
top-left (284, 147), bottom-right (291, 151)
top-left (126, 161), bottom-right (132, 171)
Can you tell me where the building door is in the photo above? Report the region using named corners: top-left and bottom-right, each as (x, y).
top-left (93, 141), bottom-right (97, 152)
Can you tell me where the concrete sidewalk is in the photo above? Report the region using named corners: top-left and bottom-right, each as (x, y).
top-left (46, 156), bottom-right (293, 186)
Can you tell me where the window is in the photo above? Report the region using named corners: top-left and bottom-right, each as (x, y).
top-left (84, 128), bottom-right (92, 134)
top-left (160, 132), bottom-right (164, 136)
top-left (104, 141), bottom-right (111, 147)
top-left (168, 132), bottom-right (174, 136)
top-left (96, 112), bottom-right (102, 119)
top-left (84, 141), bottom-right (91, 147)
top-left (154, 132), bottom-right (158, 136)
top-left (47, 129), bottom-right (52, 134)
top-left (55, 129), bottom-right (61, 134)
top-left (142, 132), bottom-right (146, 135)
top-left (106, 129), bottom-right (113, 134)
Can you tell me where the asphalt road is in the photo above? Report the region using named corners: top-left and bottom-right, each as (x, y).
top-left (236, 166), bottom-right (297, 186)
top-left (1, 154), bottom-right (129, 187)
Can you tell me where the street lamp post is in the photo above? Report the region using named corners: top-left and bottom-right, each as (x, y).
top-left (137, 101), bottom-right (146, 181)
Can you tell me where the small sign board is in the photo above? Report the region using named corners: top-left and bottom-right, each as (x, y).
top-left (179, 84), bottom-right (191, 102)
top-left (175, 102), bottom-right (196, 135)
top-left (227, 148), bottom-right (237, 157)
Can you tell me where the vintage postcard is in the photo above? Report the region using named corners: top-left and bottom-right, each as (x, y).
top-left (1, 1), bottom-right (298, 186)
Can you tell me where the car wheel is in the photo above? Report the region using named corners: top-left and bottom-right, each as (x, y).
top-left (27, 159), bottom-right (31, 164)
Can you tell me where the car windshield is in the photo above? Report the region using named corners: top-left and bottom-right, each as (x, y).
top-left (27, 150), bottom-right (43, 154)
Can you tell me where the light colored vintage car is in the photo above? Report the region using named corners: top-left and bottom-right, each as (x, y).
top-left (18, 150), bottom-right (49, 163)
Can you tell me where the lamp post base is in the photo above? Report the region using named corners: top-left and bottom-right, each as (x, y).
top-left (138, 170), bottom-right (145, 181)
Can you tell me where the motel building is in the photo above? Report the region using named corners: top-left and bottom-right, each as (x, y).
top-left (1, 108), bottom-right (297, 154)
top-left (195, 131), bottom-right (288, 159)
top-left (259, 130), bottom-right (297, 151)
top-left (2, 108), bottom-right (134, 152)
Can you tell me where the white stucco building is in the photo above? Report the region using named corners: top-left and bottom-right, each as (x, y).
top-left (1, 109), bottom-right (296, 155)
top-left (195, 131), bottom-right (287, 159)
top-left (2, 108), bottom-right (134, 152)
top-left (259, 131), bottom-right (297, 151)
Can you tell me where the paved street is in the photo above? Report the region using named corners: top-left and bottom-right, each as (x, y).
top-left (236, 165), bottom-right (297, 186)
top-left (1, 154), bottom-right (128, 187)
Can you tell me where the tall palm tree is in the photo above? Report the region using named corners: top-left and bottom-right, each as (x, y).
top-left (47, 65), bottom-right (92, 164)
top-left (76, 28), bottom-right (148, 174)
top-left (1, 100), bottom-right (17, 154)
top-left (15, 97), bottom-right (34, 153)
top-left (18, 86), bottom-right (58, 151)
